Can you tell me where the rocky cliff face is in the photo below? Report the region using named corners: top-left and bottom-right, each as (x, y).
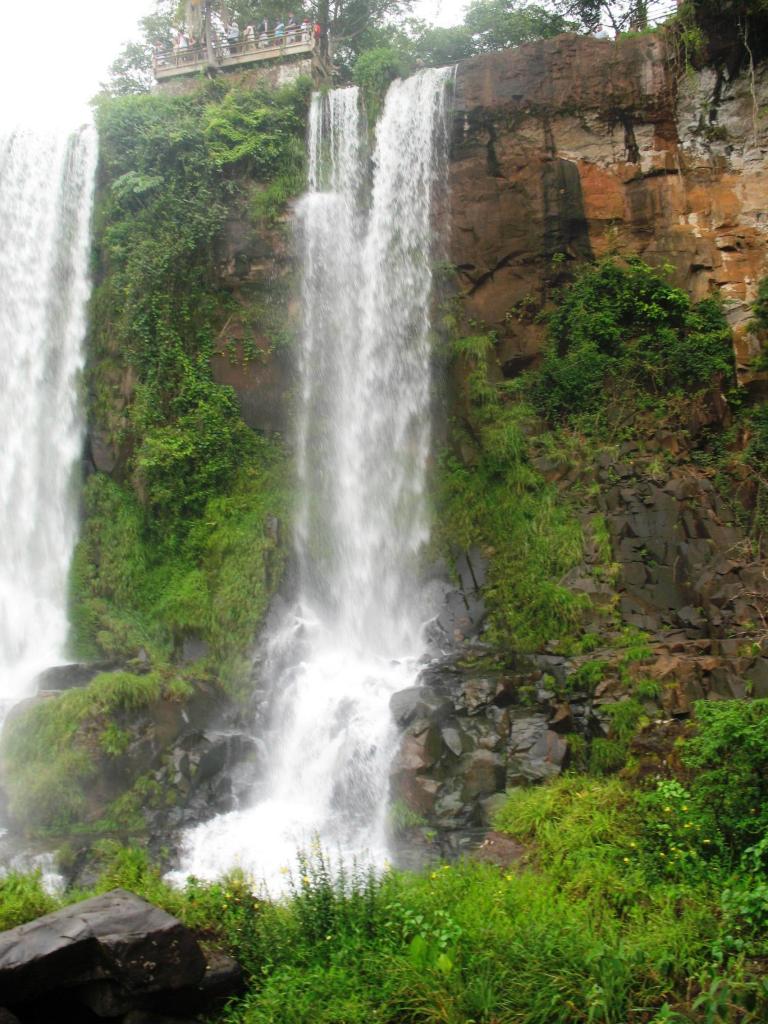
top-left (223, 33), bottom-right (768, 427)
top-left (386, 36), bottom-right (768, 848)
top-left (450, 33), bottom-right (768, 385)
top-left (58, 36), bottom-right (768, 867)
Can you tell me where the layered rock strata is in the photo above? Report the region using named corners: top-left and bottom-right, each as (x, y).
top-left (450, 34), bottom-right (768, 385)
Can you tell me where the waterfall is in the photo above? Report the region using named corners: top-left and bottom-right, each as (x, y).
top-left (0, 127), bottom-right (97, 716)
top-left (178, 68), bottom-right (453, 886)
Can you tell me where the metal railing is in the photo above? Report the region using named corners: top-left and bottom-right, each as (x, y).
top-left (154, 27), bottom-right (315, 76)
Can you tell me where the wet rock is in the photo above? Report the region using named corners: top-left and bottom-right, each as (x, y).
top-left (394, 728), bottom-right (444, 773)
top-left (389, 687), bottom-right (452, 728)
top-left (440, 723), bottom-right (466, 757)
top-left (0, 890), bottom-right (206, 1016)
top-left (507, 715), bottom-right (567, 784)
top-left (460, 749), bottom-right (505, 801)
top-left (179, 636), bottom-right (209, 665)
top-left (34, 662), bottom-right (120, 693)
top-left (549, 702), bottom-right (573, 733)
top-left (747, 658), bottom-right (768, 698)
top-left (470, 831), bottom-right (526, 868)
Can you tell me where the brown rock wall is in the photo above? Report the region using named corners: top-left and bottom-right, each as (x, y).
top-left (450, 34), bottom-right (768, 381)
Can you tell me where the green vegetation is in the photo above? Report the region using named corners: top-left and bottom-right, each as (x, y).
top-left (749, 277), bottom-right (768, 337)
top-left (352, 46), bottom-right (412, 120)
top-left (71, 445), bottom-right (287, 676)
top-left (91, 78), bottom-right (305, 532)
top-left (437, 333), bottom-right (588, 652)
top-left (568, 658), bottom-right (609, 693)
top-left (350, 0), bottom-right (575, 85)
top-left (74, 79), bottom-right (302, 676)
top-left (680, 699), bottom-right (768, 853)
top-left (5, 700), bottom-right (768, 1022)
top-left (532, 257), bottom-right (734, 423)
top-left (434, 257), bottom-right (765, 657)
top-left (672, 0), bottom-right (768, 70)
top-left (0, 872), bottom-right (59, 931)
top-left (0, 669), bottom-right (178, 830)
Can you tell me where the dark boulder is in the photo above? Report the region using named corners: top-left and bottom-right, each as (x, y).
top-left (0, 889), bottom-right (206, 1018)
top-left (34, 662), bottom-right (122, 694)
top-left (470, 831), bottom-right (526, 868)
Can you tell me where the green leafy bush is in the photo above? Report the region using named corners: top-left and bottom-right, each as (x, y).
top-left (0, 669), bottom-right (174, 829)
top-left (91, 78), bottom-right (305, 546)
top-left (0, 872), bottom-right (58, 931)
top-left (682, 699), bottom-right (768, 854)
top-left (203, 82), bottom-right (309, 174)
top-left (533, 258), bottom-right (734, 421)
top-left (748, 276), bottom-right (768, 336)
top-left (639, 779), bottom-right (718, 882)
top-left (567, 658), bottom-right (609, 693)
top-left (352, 46), bottom-right (412, 121)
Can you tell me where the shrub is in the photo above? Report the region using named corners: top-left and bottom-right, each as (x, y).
top-left (533, 257), bottom-right (734, 421)
top-left (0, 872), bottom-right (58, 931)
top-left (203, 81), bottom-right (309, 174)
top-left (91, 79), bottom-right (305, 547)
top-left (748, 275), bottom-right (768, 335)
top-left (682, 699), bottom-right (768, 854)
top-left (567, 658), bottom-right (609, 694)
top-left (352, 47), bottom-right (412, 121)
top-left (638, 778), bottom-right (719, 883)
top-left (1, 670), bottom-right (176, 830)
top-left (589, 737), bottom-right (629, 776)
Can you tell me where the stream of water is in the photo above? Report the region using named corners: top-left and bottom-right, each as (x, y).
top-left (178, 69), bottom-right (453, 887)
top-left (0, 127), bottom-right (96, 721)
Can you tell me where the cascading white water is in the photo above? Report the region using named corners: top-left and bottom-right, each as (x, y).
top-left (178, 68), bottom-right (453, 887)
top-left (0, 127), bottom-right (96, 717)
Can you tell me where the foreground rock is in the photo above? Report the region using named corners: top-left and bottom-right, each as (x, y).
top-left (0, 889), bottom-right (242, 1023)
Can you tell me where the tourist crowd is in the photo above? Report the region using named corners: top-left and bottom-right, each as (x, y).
top-left (162, 13), bottom-right (320, 61)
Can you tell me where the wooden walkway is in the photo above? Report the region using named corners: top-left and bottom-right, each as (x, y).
top-left (154, 33), bottom-right (314, 80)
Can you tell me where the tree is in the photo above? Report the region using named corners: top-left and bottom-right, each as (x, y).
top-left (104, 42), bottom-right (156, 96)
top-left (552, 0), bottom-right (648, 34)
top-left (102, 0), bottom-right (177, 96)
top-left (411, 24), bottom-right (476, 65)
top-left (464, 0), bottom-right (575, 51)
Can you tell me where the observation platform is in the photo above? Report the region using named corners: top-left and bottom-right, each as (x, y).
top-left (154, 32), bottom-right (315, 81)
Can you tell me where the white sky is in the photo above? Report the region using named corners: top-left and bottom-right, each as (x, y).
top-left (1, 0), bottom-right (154, 127)
top-left (0, 0), bottom-right (463, 128)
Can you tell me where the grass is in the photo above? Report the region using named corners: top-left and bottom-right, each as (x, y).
top-left (0, 669), bottom-right (182, 831)
top-left (69, 433), bottom-right (288, 687)
top-left (4, 768), bottom-right (766, 1024)
top-left (436, 334), bottom-right (589, 652)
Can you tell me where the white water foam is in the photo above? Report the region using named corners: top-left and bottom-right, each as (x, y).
top-left (0, 126), bottom-right (97, 720)
top-left (177, 69), bottom-right (453, 889)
